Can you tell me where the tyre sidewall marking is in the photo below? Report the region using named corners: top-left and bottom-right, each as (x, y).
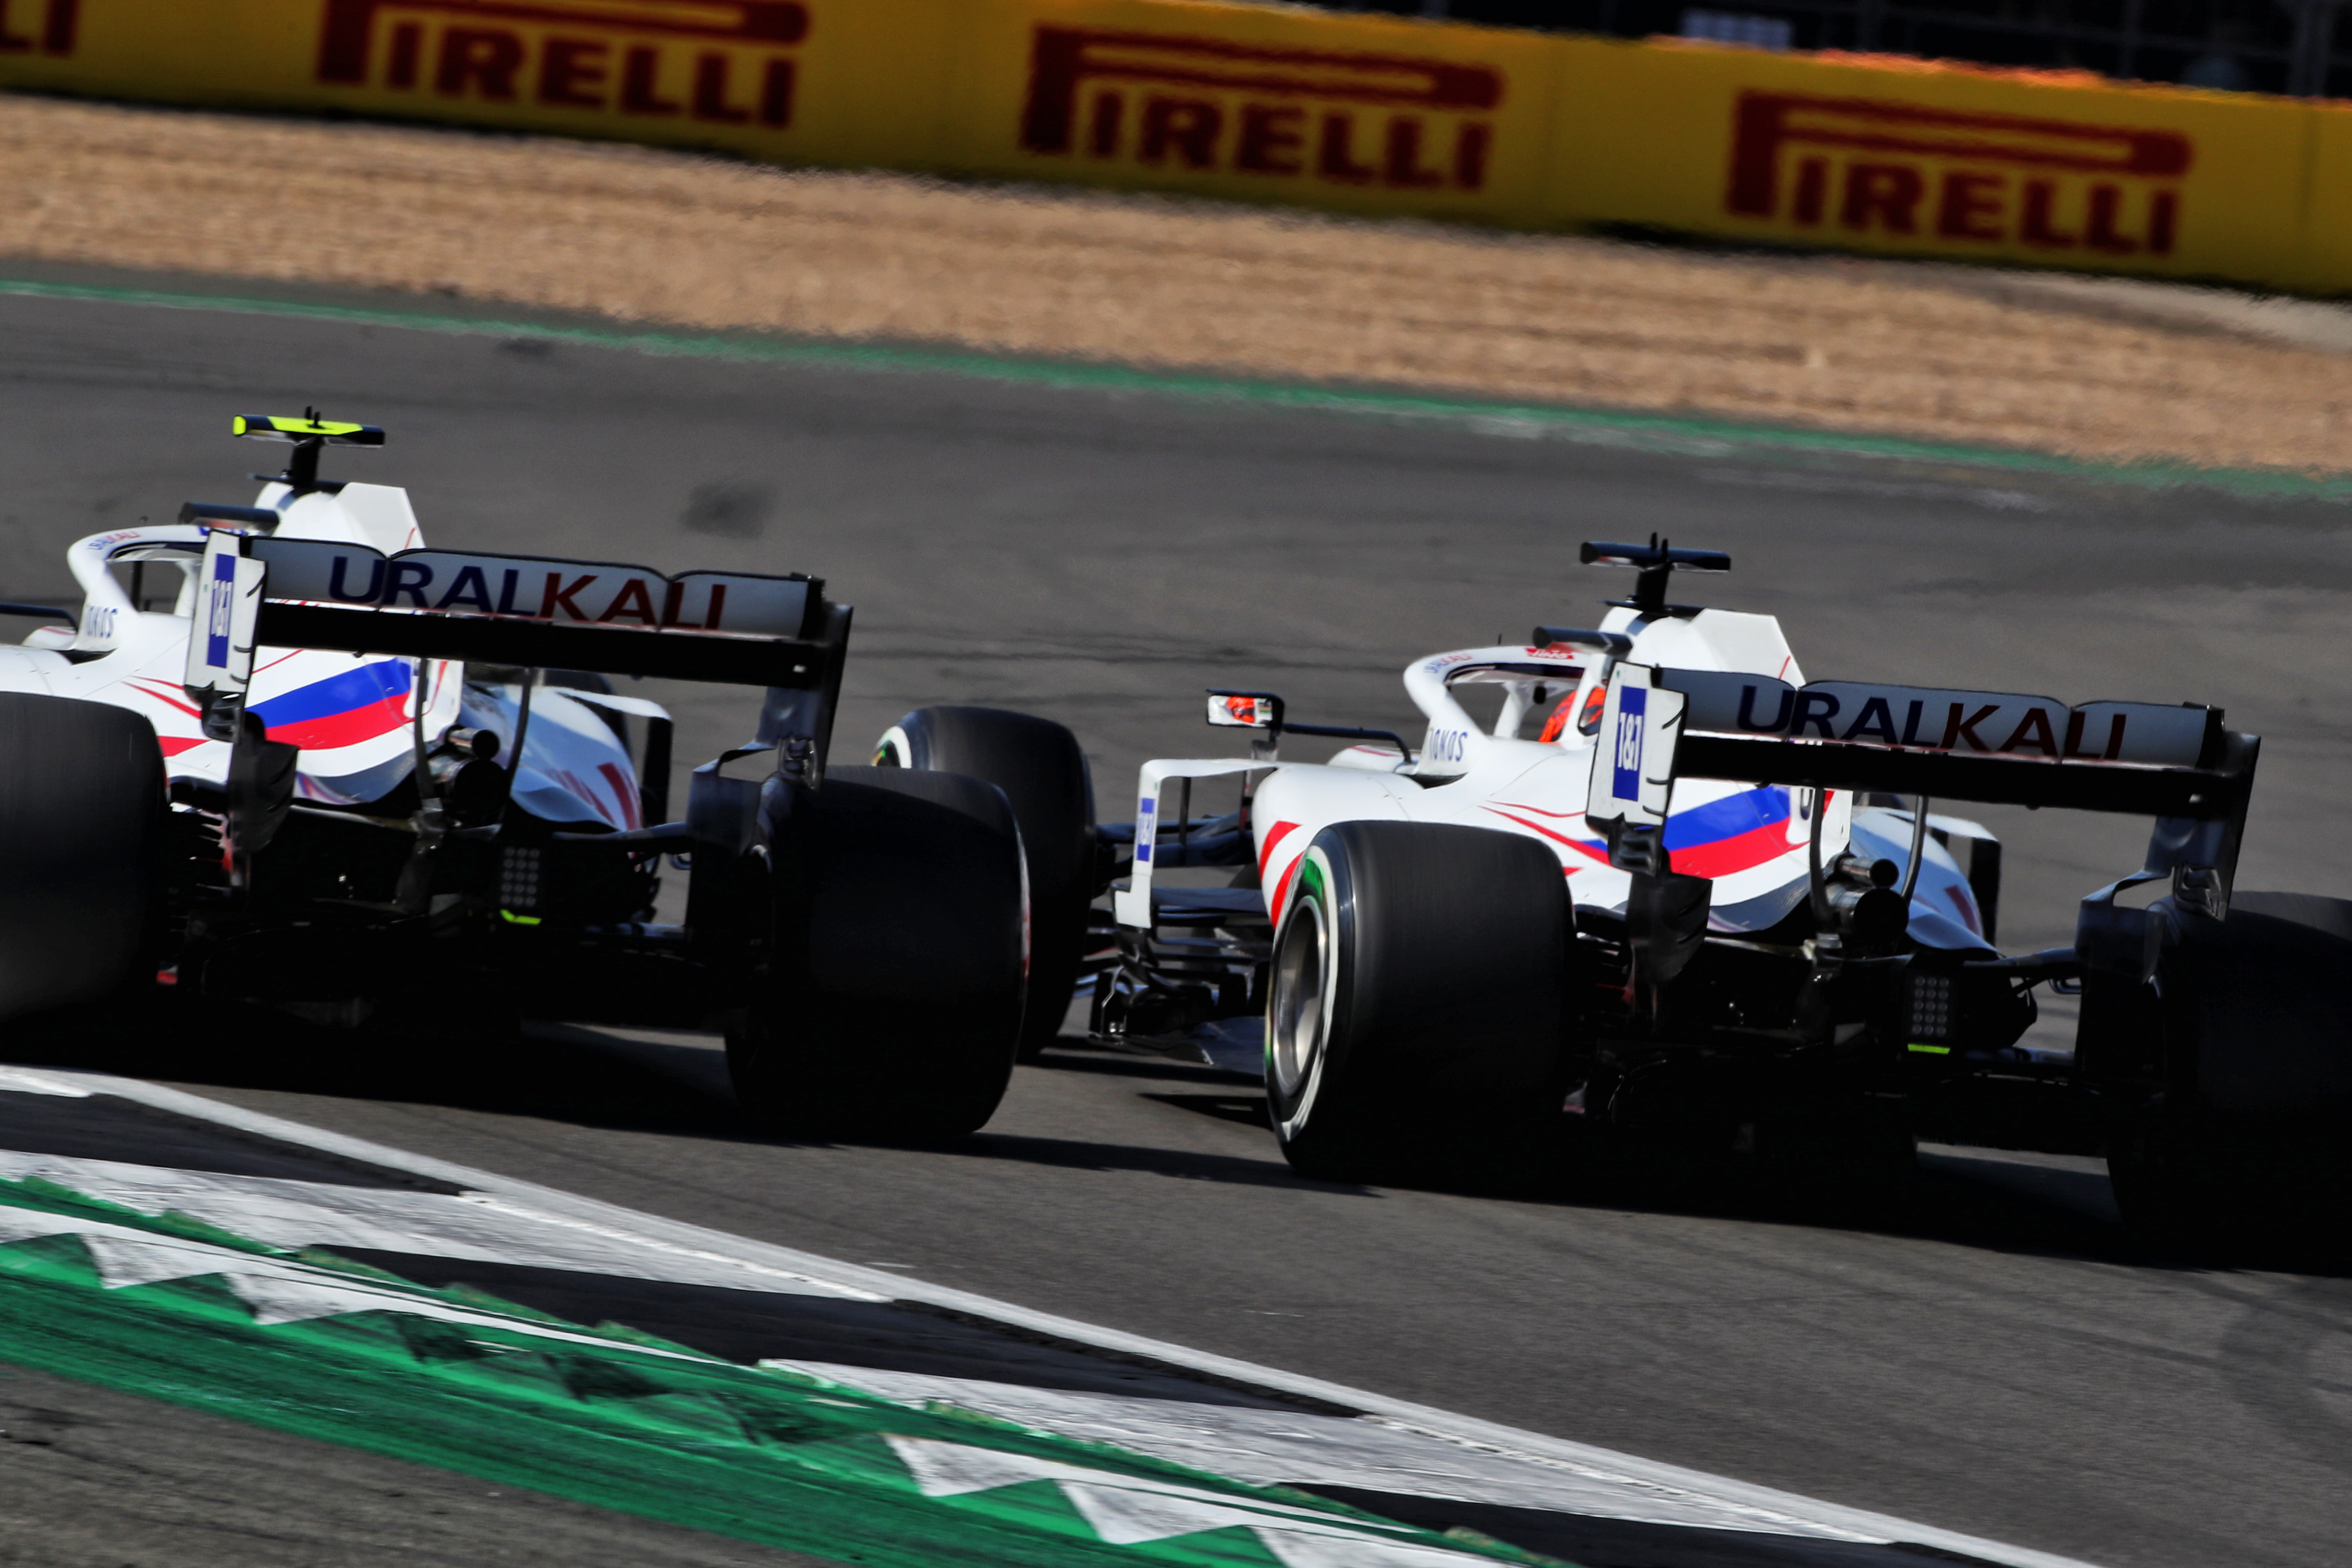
top-left (1011, 816), bottom-right (1032, 988)
top-left (1273, 843), bottom-right (1344, 1143)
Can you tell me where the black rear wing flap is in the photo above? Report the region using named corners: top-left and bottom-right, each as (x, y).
top-left (184, 532), bottom-right (851, 763)
top-left (1585, 664), bottom-right (2257, 919)
top-left (252, 600), bottom-right (844, 692)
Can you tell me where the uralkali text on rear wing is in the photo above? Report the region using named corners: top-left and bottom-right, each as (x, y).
top-left (224, 535), bottom-right (847, 690)
top-left (181, 528), bottom-right (854, 776)
top-left (250, 539), bottom-right (817, 638)
top-left (1590, 665), bottom-right (2251, 821)
top-left (1587, 662), bottom-right (2260, 909)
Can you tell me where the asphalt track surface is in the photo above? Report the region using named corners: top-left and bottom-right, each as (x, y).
top-left (0, 276), bottom-right (2349, 1568)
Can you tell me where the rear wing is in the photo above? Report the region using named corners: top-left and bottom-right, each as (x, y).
top-left (182, 530), bottom-right (851, 756)
top-left (1586, 663), bottom-right (2258, 915)
top-left (243, 538), bottom-right (840, 688)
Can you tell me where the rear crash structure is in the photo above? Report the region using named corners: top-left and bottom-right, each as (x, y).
top-left (0, 416), bottom-right (1029, 1139)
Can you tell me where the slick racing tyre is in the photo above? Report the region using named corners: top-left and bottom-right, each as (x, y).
top-left (0, 694), bottom-right (163, 1026)
top-left (1266, 821), bottom-right (1572, 1184)
top-left (2104, 1097), bottom-right (2226, 1249)
top-left (729, 766), bottom-right (1026, 1142)
top-left (876, 707), bottom-right (1095, 1063)
top-left (2097, 892), bottom-right (2352, 1251)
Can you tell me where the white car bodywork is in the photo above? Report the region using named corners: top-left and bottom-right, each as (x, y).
top-left (8, 480), bottom-right (652, 829)
top-left (1120, 603), bottom-right (1991, 947)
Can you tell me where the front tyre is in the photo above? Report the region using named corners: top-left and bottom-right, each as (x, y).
top-left (875, 707), bottom-right (1094, 1062)
top-left (728, 766), bottom-right (1026, 1142)
top-left (1267, 821), bottom-right (1572, 1184)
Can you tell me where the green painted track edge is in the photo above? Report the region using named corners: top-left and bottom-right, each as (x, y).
top-left (0, 1173), bottom-right (1562, 1568)
top-left (1, 273), bottom-right (2343, 503)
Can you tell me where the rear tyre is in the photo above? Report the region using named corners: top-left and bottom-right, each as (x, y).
top-left (728, 766), bottom-right (1026, 1141)
top-left (0, 694), bottom-right (162, 1029)
top-left (1265, 821), bottom-right (1571, 1184)
top-left (2098, 892), bottom-right (2352, 1253)
top-left (2105, 1097), bottom-right (2226, 1248)
top-left (875, 707), bottom-right (1094, 1063)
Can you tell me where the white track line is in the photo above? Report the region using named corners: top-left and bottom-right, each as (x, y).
top-left (775, 1363), bottom-right (1878, 1537)
top-left (0, 1065), bottom-right (2104, 1568)
top-left (0, 1148), bottom-right (884, 1300)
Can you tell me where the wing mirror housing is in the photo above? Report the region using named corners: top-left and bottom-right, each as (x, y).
top-left (1207, 689), bottom-right (1283, 763)
top-left (1207, 690), bottom-right (1283, 730)
top-left (1204, 689), bottom-right (1414, 768)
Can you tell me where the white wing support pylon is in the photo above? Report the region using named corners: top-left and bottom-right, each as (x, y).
top-left (1114, 758), bottom-right (1261, 929)
top-left (1583, 662), bottom-right (1683, 832)
top-left (182, 528), bottom-right (264, 721)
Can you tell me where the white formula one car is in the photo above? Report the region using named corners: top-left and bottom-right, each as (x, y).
top-left (895, 541), bottom-right (2352, 1237)
top-left (0, 415), bottom-right (1029, 1139)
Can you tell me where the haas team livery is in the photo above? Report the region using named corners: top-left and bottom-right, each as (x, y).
top-left (0, 414), bottom-right (1032, 1142)
top-left (886, 540), bottom-right (2350, 1242)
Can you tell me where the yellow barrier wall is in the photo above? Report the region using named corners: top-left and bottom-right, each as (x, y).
top-left (1558, 41), bottom-right (2318, 289)
top-left (934, 0), bottom-right (1568, 225)
top-left (2, 0), bottom-right (2346, 293)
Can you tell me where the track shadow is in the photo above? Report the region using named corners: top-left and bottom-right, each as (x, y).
top-left (1583, 1143), bottom-right (2348, 1277)
top-left (1590, 1132), bottom-right (2352, 1276)
top-left (0, 998), bottom-right (798, 1156)
top-left (14, 1001), bottom-right (2341, 1271)
top-left (1133, 1074), bottom-right (2352, 1274)
top-left (1138, 1091), bottom-right (1272, 1130)
top-left (1031, 1044), bottom-right (1257, 1085)
top-left (944, 1127), bottom-right (1363, 1194)
top-left (0, 1002), bottom-right (1364, 1196)
top-left (1065, 1041), bottom-right (2153, 1263)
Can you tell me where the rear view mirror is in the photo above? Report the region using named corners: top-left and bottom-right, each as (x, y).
top-left (1533, 625), bottom-right (1634, 655)
top-left (1207, 690), bottom-right (1283, 730)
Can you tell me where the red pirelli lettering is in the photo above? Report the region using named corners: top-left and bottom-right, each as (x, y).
top-left (1020, 24), bottom-right (1502, 193)
top-left (1237, 104), bottom-right (1305, 175)
top-left (437, 26), bottom-right (522, 99)
top-left (539, 36), bottom-right (606, 107)
top-left (1726, 89), bottom-right (2189, 258)
top-left (318, 0), bottom-right (805, 83)
top-left (313, 0), bottom-right (803, 131)
top-left (0, 0), bottom-right (75, 55)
